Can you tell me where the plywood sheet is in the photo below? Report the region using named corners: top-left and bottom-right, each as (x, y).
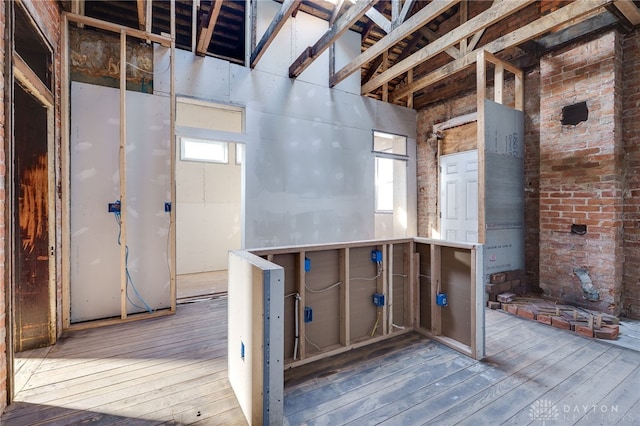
top-left (304, 250), bottom-right (341, 352)
top-left (440, 246), bottom-right (471, 347)
top-left (441, 122), bottom-right (477, 155)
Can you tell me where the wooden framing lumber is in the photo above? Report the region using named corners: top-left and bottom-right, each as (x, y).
top-left (13, 52), bottom-right (53, 108)
top-left (290, 0), bottom-right (378, 78)
top-left (614, 0), bottom-right (640, 25)
top-left (169, 0), bottom-right (177, 313)
top-left (362, 0), bottom-right (534, 95)
top-left (62, 15), bottom-right (71, 329)
top-left (137, 0), bottom-right (146, 30)
top-left (366, 7), bottom-right (392, 33)
top-left (63, 12), bottom-right (171, 46)
top-left (330, 0), bottom-right (457, 87)
top-left (196, 0), bottom-right (223, 56)
top-left (119, 29), bottom-right (128, 319)
top-left (392, 0), bottom-right (611, 102)
top-left (397, 0), bottom-right (415, 26)
top-left (250, 0), bottom-right (301, 68)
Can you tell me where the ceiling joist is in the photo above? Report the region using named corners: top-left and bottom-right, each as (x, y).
top-left (250, 0), bottom-right (302, 68)
top-left (614, 0), bottom-right (640, 25)
top-left (289, 0), bottom-right (379, 78)
top-left (366, 7), bottom-right (391, 33)
top-left (196, 0), bottom-right (223, 56)
top-left (392, 0), bottom-right (611, 102)
top-left (330, 0), bottom-right (459, 88)
top-left (361, 0), bottom-right (535, 95)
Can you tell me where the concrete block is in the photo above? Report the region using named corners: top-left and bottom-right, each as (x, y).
top-left (498, 293), bottom-right (516, 303)
top-left (487, 301), bottom-right (501, 310)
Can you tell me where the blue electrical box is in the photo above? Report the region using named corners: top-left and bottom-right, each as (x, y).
top-left (108, 200), bottom-right (121, 213)
top-left (371, 249), bottom-right (383, 263)
top-left (164, 202), bottom-right (172, 212)
top-left (304, 306), bottom-right (313, 323)
top-left (240, 341), bottom-right (245, 360)
top-left (304, 257), bottom-right (311, 272)
top-left (436, 292), bottom-right (448, 307)
top-left (372, 293), bottom-right (385, 307)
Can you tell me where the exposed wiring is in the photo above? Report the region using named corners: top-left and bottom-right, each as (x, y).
top-left (305, 281), bottom-right (343, 293)
top-left (126, 60), bottom-right (171, 75)
top-left (284, 292), bottom-right (298, 298)
top-left (305, 335), bottom-right (322, 353)
top-left (393, 273), bottom-right (408, 278)
top-left (113, 206), bottom-right (153, 314)
top-left (419, 273), bottom-right (431, 279)
top-left (392, 323), bottom-right (406, 330)
top-left (351, 263), bottom-right (383, 281)
top-left (370, 311), bottom-right (381, 337)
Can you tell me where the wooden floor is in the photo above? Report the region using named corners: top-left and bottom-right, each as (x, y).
top-left (3, 299), bottom-right (640, 425)
top-left (176, 270), bottom-right (228, 301)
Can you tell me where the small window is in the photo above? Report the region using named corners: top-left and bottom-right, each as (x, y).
top-left (374, 131), bottom-right (407, 156)
top-left (235, 143), bottom-right (244, 165)
top-left (375, 157), bottom-right (394, 212)
top-left (181, 137), bottom-right (228, 163)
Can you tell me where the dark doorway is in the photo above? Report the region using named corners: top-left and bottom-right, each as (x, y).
top-left (13, 83), bottom-right (53, 352)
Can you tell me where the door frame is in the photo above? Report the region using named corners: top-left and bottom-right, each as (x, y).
top-left (5, 0), bottom-right (57, 401)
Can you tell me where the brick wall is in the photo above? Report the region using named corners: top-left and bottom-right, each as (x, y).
top-left (539, 30), bottom-right (624, 315)
top-left (0, 0), bottom-right (62, 412)
top-left (623, 29), bottom-right (640, 319)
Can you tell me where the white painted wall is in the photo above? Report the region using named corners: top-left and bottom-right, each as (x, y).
top-left (176, 143), bottom-right (241, 274)
top-left (155, 4), bottom-right (418, 249)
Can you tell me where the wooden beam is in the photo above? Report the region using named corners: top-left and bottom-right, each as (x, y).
top-left (422, 27), bottom-right (462, 60)
top-left (137, 0), bottom-right (146, 30)
top-left (169, 0), bottom-right (177, 313)
top-left (330, 0), bottom-right (458, 87)
top-left (196, 0), bottom-right (223, 56)
top-left (391, 0), bottom-right (610, 102)
top-left (362, 0), bottom-right (535, 95)
top-left (476, 51), bottom-right (486, 245)
top-left (460, 0), bottom-right (468, 53)
top-left (329, 0), bottom-right (346, 26)
top-left (146, 0), bottom-right (152, 35)
top-left (614, 0), bottom-right (640, 25)
top-left (250, 0), bottom-right (301, 68)
top-left (366, 7), bottom-right (392, 33)
top-left (494, 62), bottom-right (503, 104)
top-left (290, 0), bottom-right (378, 78)
top-left (398, 0), bottom-right (416, 25)
top-left (63, 12), bottom-right (171, 46)
top-left (391, 0), bottom-right (401, 28)
top-left (119, 29), bottom-right (128, 319)
top-left (13, 52), bottom-right (53, 108)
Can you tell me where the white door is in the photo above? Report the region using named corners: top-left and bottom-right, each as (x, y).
top-left (440, 150), bottom-right (478, 243)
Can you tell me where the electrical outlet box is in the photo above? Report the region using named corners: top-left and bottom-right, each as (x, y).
top-left (240, 341), bottom-right (245, 360)
top-left (372, 293), bottom-right (385, 307)
top-left (371, 249), bottom-right (382, 263)
top-left (108, 201), bottom-right (121, 213)
top-left (304, 306), bottom-right (313, 323)
top-left (164, 202), bottom-right (172, 213)
top-left (436, 292), bottom-right (448, 307)
top-left (304, 257), bottom-right (311, 272)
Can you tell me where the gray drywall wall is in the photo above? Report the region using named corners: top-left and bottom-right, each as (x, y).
top-left (154, 5), bottom-right (417, 249)
top-left (483, 100), bottom-right (525, 279)
top-left (70, 82), bottom-right (171, 322)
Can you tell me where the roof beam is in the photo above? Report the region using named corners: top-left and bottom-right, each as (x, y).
top-left (330, 0), bottom-right (459, 88)
top-left (196, 0), bottom-right (223, 56)
top-left (250, 0), bottom-right (301, 68)
top-left (392, 0), bottom-right (612, 102)
top-left (137, 0), bottom-right (146, 30)
top-left (289, 0), bottom-right (379, 78)
top-left (366, 7), bottom-right (391, 33)
top-left (397, 0), bottom-right (416, 25)
top-left (361, 0), bottom-right (535, 95)
top-left (614, 0), bottom-right (640, 25)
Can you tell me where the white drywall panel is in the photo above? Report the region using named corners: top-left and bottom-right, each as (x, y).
top-left (228, 250), bottom-right (284, 425)
top-left (70, 82), bottom-right (171, 321)
top-left (253, 0), bottom-right (360, 94)
top-left (70, 82), bottom-right (121, 322)
top-left (154, 8), bottom-right (417, 249)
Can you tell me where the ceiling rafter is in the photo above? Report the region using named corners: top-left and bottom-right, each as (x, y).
top-left (289, 0), bottom-right (379, 78)
top-left (614, 0), bottom-right (640, 25)
top-left (361, 0), bottom-right (535, 95)
top-left (392, 0), bottom-right (611, 103)
top-left (196, 0), bottom-right (223, 56)
top-left (250, 0), bottom-right (302, 68)
top-left (366, 7), bottom-right (391, 33)
top-left (330, 0), bottom-right (459, 88)
top-left (137, 0), bottom-right (146, 30)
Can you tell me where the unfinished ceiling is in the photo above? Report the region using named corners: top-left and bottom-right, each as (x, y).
top-left (70, 0), bottom-right (640, 109)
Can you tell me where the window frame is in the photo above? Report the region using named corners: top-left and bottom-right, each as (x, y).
top-left (180, 137), bottom-right (229, 164)
top-left (372, 131), bottom-right (408, 214)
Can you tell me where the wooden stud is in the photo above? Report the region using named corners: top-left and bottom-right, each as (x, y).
top-left (169, 0), bottom-right (177, 313)
top-left (340, 248), bottom-right (350, 346)
top-left (196, 0), bottom-right (223, 56)
top-left (63, 12), bottom-right (170, 46)
top-left (515, 69), bottom-right (524, 112)
top-left (406, 69), bottom-right (413, 109)
top-left (412, 252), bottom-right (420, 328)
top-left (494, 62), bottom-right (504, 105)
top-left (430, 244), bottom-right (442, 336)
top-left (298, 251), bottom-right (306, 360)
top-left (119, 30), bottom-right (128, 319)
top-left (381, 244), bottom-right (388, 335)
top-left (250, 0), bottom-right (301, 68)
top-left (460, 0), bottom-right (468, 54)
top-left (61, 15), bottom-right (71, 330)
top-left (387, 244), bottom-right (394, 332)
top-left (382, 50), bottom-right (389, 103)
top-left (476, 50), bottom-right (487, 244)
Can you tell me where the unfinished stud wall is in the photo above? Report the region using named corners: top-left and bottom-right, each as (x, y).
top-left (539, 30), bottom-right (624, 315)
top-left (0, 0), bottom-right (6, 411)
top-left (623, 28), bottom-right (640, 319)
